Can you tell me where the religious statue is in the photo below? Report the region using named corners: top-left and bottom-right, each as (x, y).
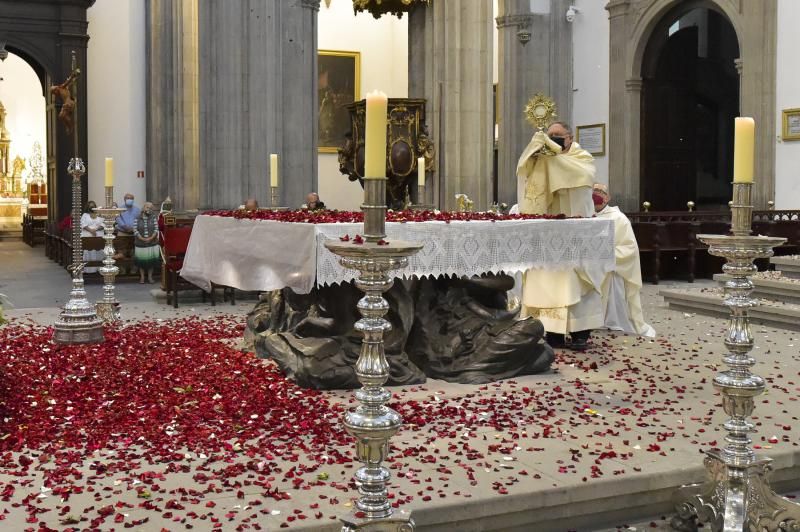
top-left (245, 274), bottom-right (554, 389)
top-left (12, 155), bottom-right (24, 178)
top-left (50, 70), bottom-right (79, 136)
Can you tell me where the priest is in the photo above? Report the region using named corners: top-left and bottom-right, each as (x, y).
top-left (593, 183), bottom-right (655, 337)
top-left (515, 122), bottom-right (603, 350)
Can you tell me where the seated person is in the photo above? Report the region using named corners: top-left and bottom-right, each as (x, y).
top-left (115, 193), bottom-right (141, 235)
top-left (243, 198), bottom-right (259, 212)
top-left (593, 183), bottom-right (655, 337)
top-left (301, 192), bottom-right (326, 211)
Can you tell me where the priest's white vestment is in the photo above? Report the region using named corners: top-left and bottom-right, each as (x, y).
top-left (516, 132), bottom-right (603, 334)
top-left (597, 205), bottom-right (656, 337)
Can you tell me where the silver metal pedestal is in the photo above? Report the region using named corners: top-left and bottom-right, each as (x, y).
top-left (670, 183), bottom-right (800, 531)
top-left (325, 176), bottom-right (421, 532)
top-left (52, 158), bottom-right (104, 344)
top-left (93, 190), bottom-right (124, 323)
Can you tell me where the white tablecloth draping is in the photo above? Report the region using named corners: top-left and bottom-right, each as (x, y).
top-left (180, 215), bottom-right (615, 295)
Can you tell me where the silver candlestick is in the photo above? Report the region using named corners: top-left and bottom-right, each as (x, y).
top-left (325, 176), bottom-right (420, 532)
top-left (52, 158), bottom-right (105, 344)
top-left (671, 182), bottom-right (800, 531)
top-left (93, 186), bottom-right (124, 323)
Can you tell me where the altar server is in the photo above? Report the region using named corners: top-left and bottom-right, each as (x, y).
top-left (593, 184), bottom-right (655, 337)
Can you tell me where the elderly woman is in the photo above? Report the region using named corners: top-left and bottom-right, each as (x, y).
top-left (134, 201), bottom-right (160, 284)
top-left (80, 200), bottom-right (104, 274)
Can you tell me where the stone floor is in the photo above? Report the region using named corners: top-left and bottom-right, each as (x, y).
top-left (1, 240), bottom-right (799, 531)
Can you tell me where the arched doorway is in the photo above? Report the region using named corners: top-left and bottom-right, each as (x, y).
top-left (640, 6), bottom-right (740, 211)
top-left (0, 51), bottom-right (50, 233)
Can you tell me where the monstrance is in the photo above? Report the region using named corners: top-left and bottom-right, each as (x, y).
top-left (524, 93), bottom-right (557, 132)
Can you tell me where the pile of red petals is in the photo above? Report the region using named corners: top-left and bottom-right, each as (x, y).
top-left (205, 209), bottom-right (571, 224)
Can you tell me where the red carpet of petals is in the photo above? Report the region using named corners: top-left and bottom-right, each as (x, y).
top-left (204, 208), bottom-right (570, 224)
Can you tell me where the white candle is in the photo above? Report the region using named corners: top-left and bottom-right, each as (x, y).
top-left (104, 157), bottom-right (114, 187)
top-left (733, 117), bottom-right (755, 183)
top-left (270, 154), bottom-right (279, 187)
top-left (418, 156), bottom-right (426, 187)
top-left (364, 90), bottom-right (388, 179)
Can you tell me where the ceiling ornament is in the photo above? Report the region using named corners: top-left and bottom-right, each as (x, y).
top-left (352, 0), bottom-right (430, 19)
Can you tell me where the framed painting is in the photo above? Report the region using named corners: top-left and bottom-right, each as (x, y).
top-left (782, 108), bottom-right (800, 141)
top-left (318, 50), bottom-right (361, 153)
top-left (576, 123), bottom-right (606, 156)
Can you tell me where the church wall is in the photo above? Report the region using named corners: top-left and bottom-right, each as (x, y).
top-left (571, 0), bottom-right (609, 186)
top-left (87, 0), bottom-right (147, 208)
top-left (775, 0), bottom-right (800, 209)
top-left (0, 53), bottom-right (47, 180)
top-left (317, 1), bottom-right (408, 211)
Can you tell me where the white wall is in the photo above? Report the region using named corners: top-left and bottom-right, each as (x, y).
top-left (0, 53), bottom-right (47, 187)
top-left (571, 0), bottom-right (609, 185)
top-left (775, 0), bottom-right (800, 209)
top-left (87, 0), bottom-right (147, 208)
top-left (318, 2), bottom-right (408, 210)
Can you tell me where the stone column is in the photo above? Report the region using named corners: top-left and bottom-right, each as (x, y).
top-left (495, 0), bottom-right (573, 207)
top-left (605, 0), bottom-right (632, 211)
top-left (408, 0), bottom-right (494, 210)
top-left (197, 0), bottom-right (318, 210)
top-left (146, 0), bottom-right (200, 211)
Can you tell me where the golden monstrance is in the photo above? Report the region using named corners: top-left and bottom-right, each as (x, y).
top-left (524, 93), bottom-right (557, 131)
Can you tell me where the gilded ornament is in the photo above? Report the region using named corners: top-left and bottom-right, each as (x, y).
top-left (524, 93), bottom-right (557, 131)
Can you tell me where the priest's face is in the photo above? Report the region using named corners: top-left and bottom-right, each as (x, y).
top-left (546, 123), bottom-right (572, 153)
top-left (592, 187), bottom-right (609, 212)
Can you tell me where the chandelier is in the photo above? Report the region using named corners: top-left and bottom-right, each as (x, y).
top-left (352, 0), bottom-right (431, 19)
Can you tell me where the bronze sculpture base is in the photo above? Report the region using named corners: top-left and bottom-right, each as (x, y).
top-left (246, 274), bottom-right (554, 389)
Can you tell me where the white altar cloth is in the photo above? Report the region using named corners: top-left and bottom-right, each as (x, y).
top-left (180, 215), bottom-right (615, 295)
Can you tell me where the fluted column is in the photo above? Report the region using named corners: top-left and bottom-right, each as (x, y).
top-left (196, 0), bottom-right (318, 210)
top-left (146, 0), bottom-right (200, 210)
top-left (496, 0), bottom-right (573, 207)
top-left (606, 0), bottom-right (632, 211)
top-left (408, 0), bottom-right (493, 211)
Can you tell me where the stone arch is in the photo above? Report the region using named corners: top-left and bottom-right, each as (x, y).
top-left (606, 0), bottom-right (776, 211)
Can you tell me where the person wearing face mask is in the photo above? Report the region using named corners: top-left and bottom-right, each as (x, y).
top-left (80, 200), bottom-right (104, 274)
top-left (115, 193), bottom-right (141, 235)
top-left (514, 121), bottom-right (602, 351)
top-left (593, 184), bottom-right (655, 337)
top-left (134, 202), bottom-right (160, 284)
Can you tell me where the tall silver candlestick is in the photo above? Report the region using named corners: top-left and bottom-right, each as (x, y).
top-left (670, 182), bottom-right (800, 531)
top-left (52, 157), bottom-right (105, 344)
top-left (93, 186), bottom-right (124, 323)
top-left (325, 175), bottom-right (421, 531)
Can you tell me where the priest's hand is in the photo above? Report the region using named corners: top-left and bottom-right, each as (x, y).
top-left (543, 134), bottom-right (563, 154)
top-left (527, 130), bottom-right (548, 155)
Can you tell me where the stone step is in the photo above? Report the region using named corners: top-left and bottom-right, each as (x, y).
top-left (771, 256), bottom-right (800, 279)
top-left (0, 230), bottom-right (23, 241)
top-left (713, 273), bottom-right (800, 304)
top-left (660, 287), bottom-right (800, 331)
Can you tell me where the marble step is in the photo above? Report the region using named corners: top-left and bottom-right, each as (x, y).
top-left (0, 230), bottom-right (22, 241)
top-left (660, 287), bottom-right (800, 330)
top-left (713, 273), bottom-right (800, 304)
top-left (771, 256), bottom-right (800, 279)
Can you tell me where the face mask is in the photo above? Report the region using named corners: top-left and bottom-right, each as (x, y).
top-left (88, 204), bottom-right (96, 211)
top-left (550, 136), bottom-right (566, 149)
top-left (125, 199), bottom-right (134, 207)
top-left (592, 193), bottom-right (605, 206)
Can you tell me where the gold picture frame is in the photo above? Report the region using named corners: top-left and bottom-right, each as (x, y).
top-left (318, 50), bottom-right (361, 153)
top-left (782, 108), bottom-right (800, 141)
top-left (576, 123), bottom-right (606, 156)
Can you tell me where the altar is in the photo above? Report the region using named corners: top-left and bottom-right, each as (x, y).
top-left (0, 197), bottom-right (24, 231)
top-left (181, 212), bottom-right (615, 388)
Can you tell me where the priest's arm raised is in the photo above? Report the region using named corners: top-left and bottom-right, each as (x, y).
top-left (516, 123), bottom-right (596, 217)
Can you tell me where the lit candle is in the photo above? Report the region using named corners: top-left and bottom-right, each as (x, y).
top-left (364, 90), bottom-right (388, 179)
top-left (417, 156), bottom-right (426, 187)
top-left (733, 117), bottom-right (755, 183)
top-left (270, 154), bottom-right (279, 188)
top-left (104, 157), bottom-right (114, 187)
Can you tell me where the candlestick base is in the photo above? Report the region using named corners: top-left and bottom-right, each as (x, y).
top-left (93, 204), bottom-right (125, 324)
top-left (341, 509), bottom-right (415, 532)
top-left (53, 158), bottom-right (104, 344)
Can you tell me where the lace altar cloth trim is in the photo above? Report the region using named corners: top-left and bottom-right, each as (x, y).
top-left (180, 215), bottom-right (615, 294)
